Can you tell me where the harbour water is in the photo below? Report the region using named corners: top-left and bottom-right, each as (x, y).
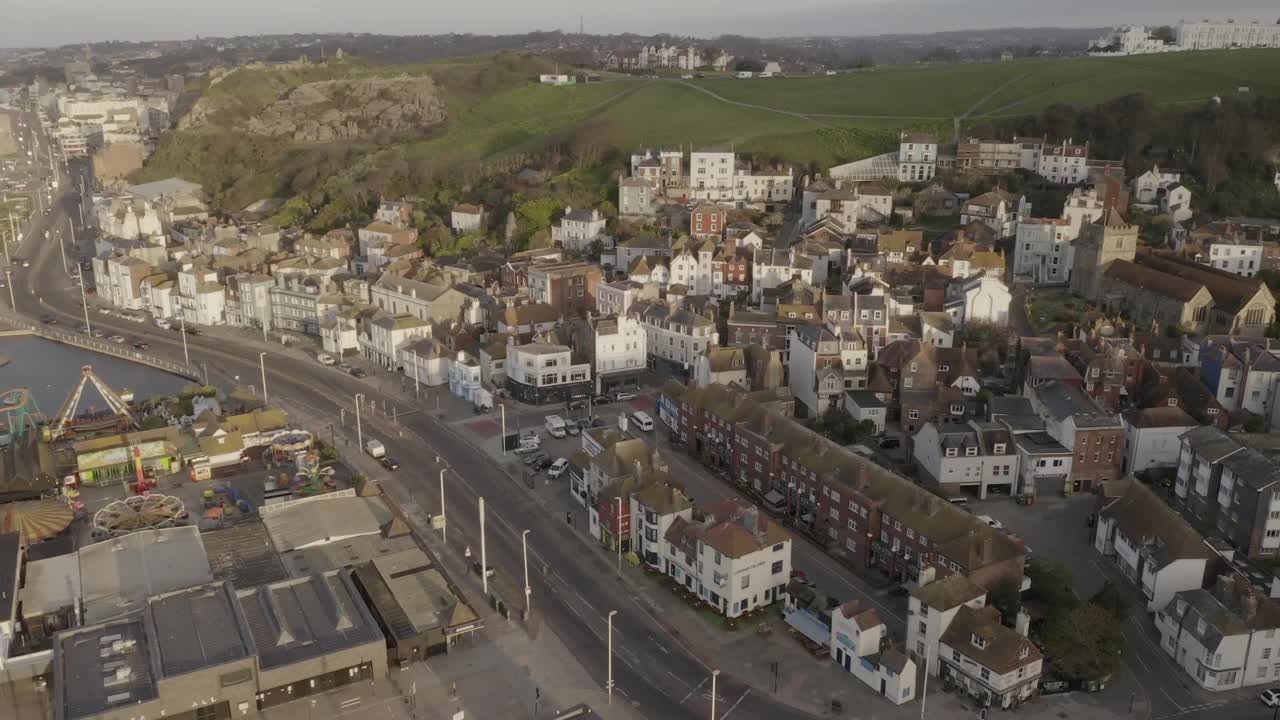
top-left (0, 335), bottom-right (188, 414)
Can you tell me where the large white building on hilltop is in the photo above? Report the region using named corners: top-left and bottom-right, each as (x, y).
top-left (1176, 19), bottom-right (1280, 51)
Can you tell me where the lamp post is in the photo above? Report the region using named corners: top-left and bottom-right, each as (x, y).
top-left (521, 529), bottom-right (532, 617)
top-left (479, 496), bottom-right (488, 595)
top-left (4, 269), bottom-right (14, 311)
top-left (200, 362), bottom-right (209, 387)
top-left (178, 315), bottom-right (190, 366)
top-left (920, 639), bottom-right (933, 720)
top-left (75, 269), bottom-right (90, 335)
top-left (711, 669), bottom-right (721, 720)
top-left (616, 495), bottom-right (624, 577)
top-left (355, 393), bottom-right (365, 450)
top-left (258, 352), bottom-right (268, 405)
top-left (500, 402), bottom-right (507, 455)
top-left (59, 217), bottom-right (71, 276)
top-left (607, 610), bottom-right (618, 705)
top-left (438, 468), bottom-right (447, 544)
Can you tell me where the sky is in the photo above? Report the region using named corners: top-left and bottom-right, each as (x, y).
top-left (3, 0), bottom-right (1278, 48)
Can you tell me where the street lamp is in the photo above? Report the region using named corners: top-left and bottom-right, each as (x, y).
top-left (4, 269), bottom-right (14, 311)
top-left (521, 529), bottom-right (532, 617)
top-left (711, 669), bottom-right (721, 720)
top-left (354, 393), bottom-right (365, 449)
top-left (178, 315), bottom-right (190, 366)
top-left (258, 352), bottom-right (269, 405)
top-left (607, 610), bottom-right (618, 706)
top-left (438, 468), bottom-right (447, 544)
top-left (479, 496), bottom-right (488, 595)
top-left (616, 495), bottom-right (624, 577)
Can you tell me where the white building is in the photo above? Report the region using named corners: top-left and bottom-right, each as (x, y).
top-left (752, 248), bottom-right (811, 302)
top-left (1204, 237), bottom-right (1264, 278)
top-left (669, 239), bottom-right (715, 296)
top-left (1090, 25), bottom-right (1174, 55)
top-left (1157, 576), bottom-right (1280, 692)
top-left (551, 207), bottom-right (608, 251)
top-left (1161, 184), bottom-right (1193, 224)
top-left (946, 274), bottom-right (1012, 328)
top-left (505, 342), bottom-right (591, 404)
top-left (450, 204), bottom-right (484, 233)
top-left (1133, 166), bottom-right (1183, 205)
top-left (913, 421), bottom-right (1020, 500)
top-left (93, 254), bottom-right (152, 311)
top-left (960, 190), bottom-right (1024, 240)
top-left (630, 301), bottom-right (719, 372)
top-left (908, 574), bottom-right (1042, 710)
top-left (897, 132), bottom-right (938, 182)
top-left (843, 390), bottom-right (888, 434)
top-left (631, 481), bottom-right (694, 569)
top-left (661, 500), bottom-right (792, 618)
top-left (1060, 185), bottom-right (1107, 234)
top-left (449, 350), bottom-right (483, 404)
top-left (585, 314), bottom-right (647, 393)
top-left (1013, 218), bottom-right (1075, 285)
top-left (619, 177), bottom-right (656, 217)
top-left (830, 601), bottom-right (916, 705)
top-left (690, 150), bottom-right (736, 200)
top-left (1176, 20), bottom-right (1280, 51)
top-left (1122, 406), bottom-right (1199, 474)
top-left (359, 311), bottom-right (428, 370)
top-left (1094, 478), bottom-right (1214, 612)
top-left (1038, 141), bottom-right (1089, 185)
top-left (176, 265), bottom-right (225, 326)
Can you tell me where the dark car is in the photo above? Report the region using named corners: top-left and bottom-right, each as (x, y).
top-left (524, 451), bottom-right (548, 467)
top-left (535, 456), bottom-right (554, 471)
top-left (183, 327), bottom-right (201, 336)
top-left (379, 456), bottom-right (400, 471)
top-left (349, 367), bottom-right (368, 378)
top-left (888, 586), bottom-right (910, 598)
top-left (592, 395), bottom-right (612, 406)
top-left (879, 437), bottom-right (901, 450)
top-left (567, 399), bottom-right (587, 410)
top-left (40, 315), bottom-right (57, 325)
top-left (132, 341), bottom-right (150, 350)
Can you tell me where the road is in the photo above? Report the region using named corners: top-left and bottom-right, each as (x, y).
top-left (5, 116), bottom-right (825, 720)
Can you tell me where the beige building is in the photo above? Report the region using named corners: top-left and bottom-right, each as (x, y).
top-left (1071, 208), bottom-right (1139, 300)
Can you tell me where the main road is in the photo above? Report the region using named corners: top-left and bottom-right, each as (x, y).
top-left (6, 121), bottom-right (818, 720)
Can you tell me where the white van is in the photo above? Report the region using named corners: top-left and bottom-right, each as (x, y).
top-left (364, 439), bottom-right (386, 459)
top-left (545, 415), bottom-right (567, 439)
top-left (631, 411), bottom-right (654, 432)
top-left (317, 353), bottom-right (336, 366)
top-left (154, 318), bottom-right (171, 330)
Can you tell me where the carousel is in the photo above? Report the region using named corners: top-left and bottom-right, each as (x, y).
top-left (0, 499), bottom-right (75, 544)
top-left (91, 493), bottom-right (189, 539)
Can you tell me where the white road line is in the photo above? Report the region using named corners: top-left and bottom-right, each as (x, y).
top-left (650, 634), bottom-right (671, 654)
top-left (1130, 646), bottom-right (1152, 673)
top-left (631, 597), bottom-right (711, 671)
top-left (666, 670), bottom-right (685, 686)
top-left (680, 676), bottom-right (709, 704)
top-left (720, 689), bottom-right (750, 719)
top-left (1161, 687), bottom-right (1185, 712)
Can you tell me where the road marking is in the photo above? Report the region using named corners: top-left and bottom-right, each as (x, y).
top-left (650, 634), bottom-right (670, 654)
top-left (1161, 687), bottom-right (1185, 712)
top-left (721, 688), bottom-right (750, 719)
top-left (1130, 645), bottom-right (1152, 673)
top-left (665, 670), bottom-right (685, 686)
top-left (631, 597), bottom-right (710, 671)
top-left (680, 676), bottom-right (708, 704)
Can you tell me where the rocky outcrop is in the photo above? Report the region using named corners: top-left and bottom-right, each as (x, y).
top-left (244, 75), bottom-right (447, 142)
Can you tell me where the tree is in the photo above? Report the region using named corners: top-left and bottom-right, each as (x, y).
top-left (1151, 26), bottom-right (1175, 44)
top-left (988, 578), bottom-right (1023, 625)
top-left (1090, 581), bottom-right (1130, 622)
top-left (141, 415), bottom-right (169, 430)
top-left (1245, 416), bottom-right (1265, 433)
top-left (1043, 603), bottom-right (1126, 682)
top-left (1026, 558), bottom-right (1078, 611)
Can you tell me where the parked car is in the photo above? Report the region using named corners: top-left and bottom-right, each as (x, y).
top-left (316, 353), bottom-right (336, 366)
top-left (39, 315), bottom-right (57, 324)
top-left (548, 458), bottom-right (570, 478)
top-left (183, 327), bottom-right (200, 336)
top-left (535, 456), bottom-right (554, 472)
top-left (614, 391), bottom-right (637, 402)
top-left (97, 307), bottom-right (111, 315)
top-left (349, 367), bottom-right (367, 378)
top-left (91, 329), bottom-right (105, 338)
top-left (337, 362), bottom-right (353, 372)
top-left (879, 437), bottom-right (901, 450)
top-left (976, 514), bottom-right (1003, 530)
top-left (567, 399), bottom-right (587, 410)
top-left (565, 419), bottom-right (581, 436)
top-left (592, 395), bottom-right (611, 405)
top-left (132, 341), bottom-right (150, 350)
top-left (1261, 689), bottom-right (1280, 708)
top-left (379, 456), bottom-right (400, 471)
top-left (107, 335), bottom-right (125, 344)
top-left (523, 451), bottom-right (548, 467)
top-left (154, 318), bottom-right (171, 330)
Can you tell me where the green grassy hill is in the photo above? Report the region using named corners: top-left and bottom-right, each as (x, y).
top-left (138, 48), bottom-right (1280, 217)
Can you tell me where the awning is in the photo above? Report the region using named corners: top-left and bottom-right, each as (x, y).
top-left (784, 607), bottom-right (831, 647)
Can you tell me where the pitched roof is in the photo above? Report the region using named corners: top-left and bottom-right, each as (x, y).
top-left (1104, 260), bottom-right (1205, 303)
top-left (941, 604), bottom-right (1041, 675)
top-left (912, 572), bottom-right (984, 610)
top-left (1099, 478), bottom-right (1214, 569)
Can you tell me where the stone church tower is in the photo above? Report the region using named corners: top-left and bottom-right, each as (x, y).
top-left (1070, 208), bottom-right (1137, 301)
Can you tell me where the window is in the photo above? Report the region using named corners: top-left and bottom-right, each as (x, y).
top-left (848, 519), bottom-right (857, 531)
top-left (980, 668), bottom-right (991, 681)
top-left (909, 410), bottom-right (920, 420)
top-left (741, 575), bottom-right (751, 589)
top-left (965, 447), bottom-right (978, 457)
top-left (829, 507), bottom-right (839, 520)
top-left (952, 649), bottom-right (961, 662)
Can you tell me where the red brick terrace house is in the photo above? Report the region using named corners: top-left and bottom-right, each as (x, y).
top-left (663, 381), bottom-right (1026, 590)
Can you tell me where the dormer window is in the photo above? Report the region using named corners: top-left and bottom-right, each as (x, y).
top-left (946, 448), bottom-right (958, 458)
top-left (950, 403), bottom-right (964, 414)
top-left (993, 443), bottom-right (1006, 454)
top-left (1018, 646), bottom-right (1029, 660)
top-left (965, 447), bottom-right (978, 457)
top-left (971, 633), bottom-right (988, 650)
top-left (939, 364), bottom-right (950, 372)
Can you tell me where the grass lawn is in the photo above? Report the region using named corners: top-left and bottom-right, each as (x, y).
top-left (1026, 288), bottom-right (1090, 336)
top-left (686, 49), bottom-right (1280, 120)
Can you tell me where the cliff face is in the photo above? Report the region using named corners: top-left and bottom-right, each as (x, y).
top-left (244, 75), bottom-right (447, 142)
top-left (182, 74), bottom-right (447, 142)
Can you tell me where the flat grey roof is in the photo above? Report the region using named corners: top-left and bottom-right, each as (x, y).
top-left (0, 532), bottom-right (18, 626)
top-left (56, 615), bottom-right (158, 719)
top-left (21, 553), bottom-right (81, 617)
top-left (79, 527), bottom-right (214, 624)
top-left (148, 582), bottom-right (253, 677)
top-left (261, 494), bottom-right (392, 553)
top-left (202, 522), bottom-right (290, 589)
top-left (235, 571), bottom-right (383, 671)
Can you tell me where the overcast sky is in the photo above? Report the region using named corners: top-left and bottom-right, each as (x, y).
top-left (4, 0), bottom-right (1278, 48)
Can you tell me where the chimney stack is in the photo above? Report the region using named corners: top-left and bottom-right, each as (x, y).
top-left (1015, 608), bottom-right (1031, 637)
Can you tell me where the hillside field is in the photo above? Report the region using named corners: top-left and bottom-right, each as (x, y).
top-left (138, 48), bottom-right (1280, 214)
